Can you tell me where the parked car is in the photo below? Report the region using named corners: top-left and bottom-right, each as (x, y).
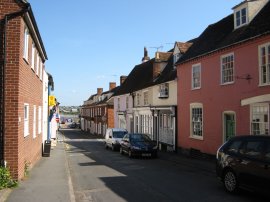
top-left (120, 133), bottom-right (158, 158)
top-left (69, 122), bottom-right (77, 128)
top-left (104, 128), bottom-right (128, 151)
top-left (216, 135), bottom-right (270, 194)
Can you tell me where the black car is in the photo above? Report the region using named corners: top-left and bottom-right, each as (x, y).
top-left (216, 135), bottom-right (270, 194)
top-left (120, 133), bottom-right (158, 158)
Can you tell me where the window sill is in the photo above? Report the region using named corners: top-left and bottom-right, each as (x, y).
top-left (258, 83), bottom-right (270, 87)
top-left (220, 81), bottom-right (234, 86)
top-left (191, 87), bottom-right (201, 90)
top-left (189, 135), bottom-right (203, 141)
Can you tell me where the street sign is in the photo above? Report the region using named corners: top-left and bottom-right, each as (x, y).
top-left (49, 95), bottom-right (56, 106)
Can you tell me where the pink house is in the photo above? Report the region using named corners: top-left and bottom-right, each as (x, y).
top-left (176, 0), bottom-right (270, 155)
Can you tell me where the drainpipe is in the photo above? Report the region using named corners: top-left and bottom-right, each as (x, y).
top-left (0, 5), bottom-right (30, 167)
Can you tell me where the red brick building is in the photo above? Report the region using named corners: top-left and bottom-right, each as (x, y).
top-left (0, 0), bottom-right (48, 179)
top-left (81, 83), bottom-right (118, 136)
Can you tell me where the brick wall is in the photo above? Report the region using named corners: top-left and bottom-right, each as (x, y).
top-left (107, 106), bottom-right (114, 128)
top-left (1, 1), bottom-right (44, 179)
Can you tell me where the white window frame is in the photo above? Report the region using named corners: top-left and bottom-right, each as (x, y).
top-left (23, 27), bottom-right (29, 61)
top-left (38, 106), bottom-right (42, 134)
top-left (126, 96), bottom-right (129, 109)
top-left (24, 103), bottom-right (29, 137)
top-left (40, 62), bottom-right (43, 81)
top-left (118, 97), bottom-right (120, 110)
top-left (143, 91), bottom-right (149, 106)
top-left (33, 105), bottom-right (36, 138)
top-left (36, 54), bottom-right (40, 76)
top-left (234, 6), bottom-right (248, 28)
top-left (258, 42), bottom-right (270, 86)
top-left (251, 104), bottom-right (269, 135)
top-left (221, 53), bottom-right (234, 85)
top-left (31, 43), bottom-right (35, 70)
top-left (173, 53), bottom-right (180, 65)
top-left (190, 103), bottom-right (203, 140)
top-left (136, 93), bottom-right (140, 106)
top-left (192, 63), bottom-right (201, 89)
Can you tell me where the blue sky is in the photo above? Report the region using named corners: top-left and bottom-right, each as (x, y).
top-left (28, 0), bottom-right (239, 106)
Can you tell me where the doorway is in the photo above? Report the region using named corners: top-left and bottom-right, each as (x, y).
top-left (223, 112), bottom-right (235, 142)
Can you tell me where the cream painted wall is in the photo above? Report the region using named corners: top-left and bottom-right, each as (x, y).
top-left (152, 81), bottom-right (177, 106)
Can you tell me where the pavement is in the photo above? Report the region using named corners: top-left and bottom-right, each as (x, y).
top-left (0, 131), bottom-right (216, 202)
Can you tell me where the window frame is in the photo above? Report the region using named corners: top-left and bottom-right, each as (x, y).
top-left (192, 63), bottom-right (201, 89)
top-left (190, 103), bottom-right (203, 140)
top-left (258, 42), bottom-right (270, 86)
top-left (23, 27), bottom-right (29, 61)
top-left (143, 91), bottom-right (149, 106)
top-left (33, 105), bottom-right (36, 138)
top-left (250, 103), bottom-right (269, 135)
top-left (24, 103), bottom-right (29, 137)
top-left (221, 53), bottom-right (235, 85)
top-left (38, 106), bottom-right (42, 134)
top-left (234, 6), bottom-right (248, 28)
top-left (31, 43), bottom-right (35, 70)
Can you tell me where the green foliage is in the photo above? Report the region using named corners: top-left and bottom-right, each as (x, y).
top-left (0, 167), bottom-right (18, 190)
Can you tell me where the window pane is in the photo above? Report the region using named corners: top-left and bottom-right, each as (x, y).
top-left (221, 54), bottom-right (234, 84)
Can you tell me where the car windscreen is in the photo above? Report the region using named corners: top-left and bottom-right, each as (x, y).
top-left (130, 134), bottom-right (151, 142)
top-left (113, 131), bottom-right (127, 138)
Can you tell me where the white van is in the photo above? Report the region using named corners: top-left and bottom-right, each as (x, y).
top-left (104, 128), bottom-right (128, 151)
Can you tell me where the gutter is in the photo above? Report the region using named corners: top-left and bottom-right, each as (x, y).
top-left (0, 4), bottom-right (30, 166)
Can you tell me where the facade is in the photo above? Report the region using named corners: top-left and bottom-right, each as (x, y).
top-left (0, 0), bottom-right (48, 179)
top-left (81, 83), bottom-right (118, 136)
top-left (113, 45), bottom-right (191, 151)
top-left (176, 0), bottom-right (270, 155)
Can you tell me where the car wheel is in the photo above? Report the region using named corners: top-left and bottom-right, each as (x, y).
top-left (112, 144), bottom-right (115, 151)
top-left (105, 143), bottom-right (108, 149)
top-left (223, 170), bottom-right (238, 193)
top-left (128, 150), bottom-right (133, 158)
top-left (120, 147), bottom-right (123, 155)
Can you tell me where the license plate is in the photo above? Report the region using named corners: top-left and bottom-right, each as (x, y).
top-left (142, 153), bottom-right (151, 157)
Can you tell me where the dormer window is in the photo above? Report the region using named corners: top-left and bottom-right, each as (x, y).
top-left (173, 53), bottom-right (181, 64)
top-left (235, 7), bottom-right (247, 28)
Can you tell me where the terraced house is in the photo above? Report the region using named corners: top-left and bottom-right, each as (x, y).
top-left (0, 0), bottom-right (48, 179)
top-left (81, 83), bottom-right (118, 136)
top-left (176, 0), bottom-right (270, 155)
top-left (113, 44), bottom-right (192, 152)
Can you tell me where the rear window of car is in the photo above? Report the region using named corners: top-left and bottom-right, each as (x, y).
top-left (113, 131), bottom-right (127, 138)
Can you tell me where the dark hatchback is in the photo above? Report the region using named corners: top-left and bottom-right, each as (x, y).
top-left (216, 135), bottom-right (270, 194)
top-left (120, 133), bottom-right (158, 158)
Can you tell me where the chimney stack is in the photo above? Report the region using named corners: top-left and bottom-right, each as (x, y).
top-left (120, 75), bottom-right (127, 85)
top-left (141, 47), bottom-right (150, 63)
top-left (97, 88), bottom-right (103, 95)
top-left (109, 82), bottom-right (116, 90)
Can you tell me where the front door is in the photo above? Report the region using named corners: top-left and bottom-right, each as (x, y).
top-left (224, 113), bottom-right (235, 142)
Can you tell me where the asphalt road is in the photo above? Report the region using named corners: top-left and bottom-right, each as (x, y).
top-left (62, 129), bottom-right (269, 202)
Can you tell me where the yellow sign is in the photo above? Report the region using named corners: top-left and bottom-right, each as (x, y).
top-left (49, 95), bottom-right (56, 106)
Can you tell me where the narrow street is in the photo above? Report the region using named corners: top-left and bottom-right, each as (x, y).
top-left (62, 129), bottom-right (269, 202)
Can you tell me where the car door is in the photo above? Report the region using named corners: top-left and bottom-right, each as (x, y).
top-left (237, 139), bottom-right (266, 191)
top-left (260, 140), bottom-right (270, 193)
